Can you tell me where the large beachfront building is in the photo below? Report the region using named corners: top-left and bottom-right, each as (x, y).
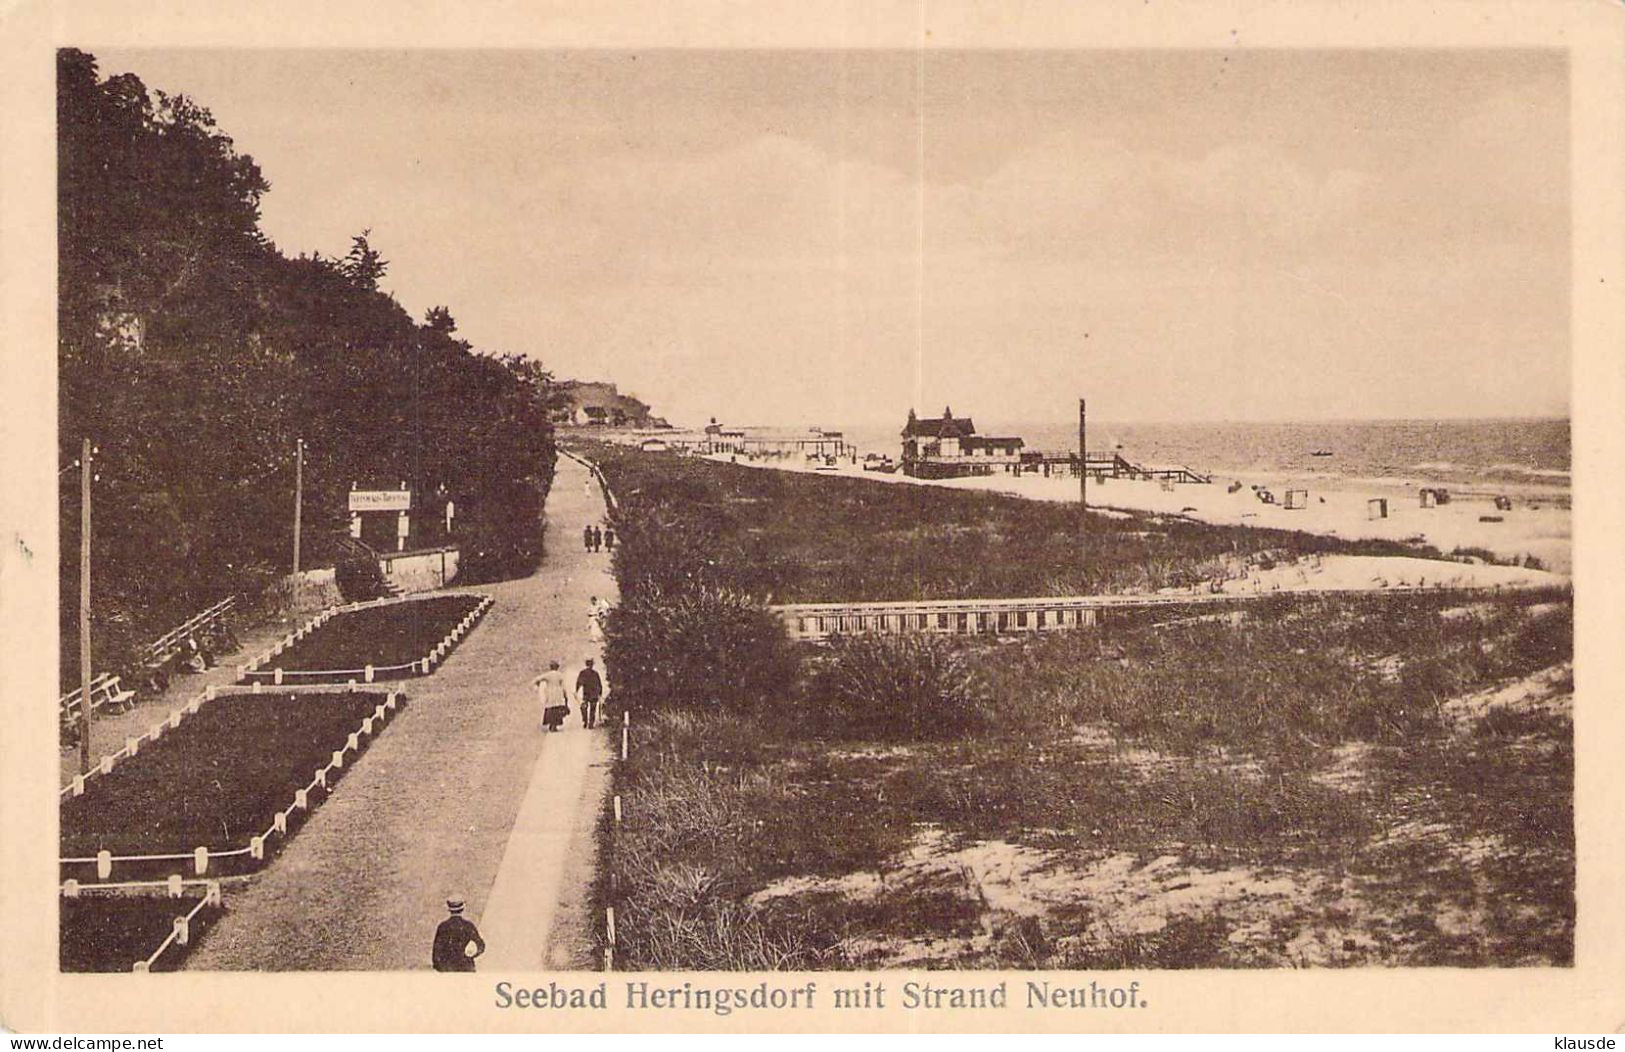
top-left (901, 408), bottom-right (1026, 479)
top-left (702, 419), bottom-right (849, 460)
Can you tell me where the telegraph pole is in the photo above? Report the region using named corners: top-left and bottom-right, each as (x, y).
top-left (292, 437), bottom-right (305, 574)
top-left (78, 437), bottom-right (93, 775)
top-left (1078, 398), bottom-right (1088, 588)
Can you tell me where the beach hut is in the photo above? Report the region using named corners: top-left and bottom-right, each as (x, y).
top-left (1284, 489), bottom-right (1308, 510)
top-left (1367, 498), bottom-right (1389, 520)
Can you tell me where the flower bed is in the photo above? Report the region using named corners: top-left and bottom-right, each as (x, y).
top-left (60, 886), bottom-right (221, 972)
top-left (60, 689), bottom-right (399, 880)
top-left (243, 594), bottom-right (490, 684)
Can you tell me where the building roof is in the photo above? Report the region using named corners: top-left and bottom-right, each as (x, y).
top-left (964, 435), bottom-right (1025, 450)
top-left (903, 407), bottom-right (977, 439)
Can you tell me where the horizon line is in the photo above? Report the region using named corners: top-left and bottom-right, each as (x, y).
top-left (647, 412), bottom-right (1572, 431)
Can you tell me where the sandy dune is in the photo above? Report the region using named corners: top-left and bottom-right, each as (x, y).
top-left (697, 452), bottom-right (1571, 577)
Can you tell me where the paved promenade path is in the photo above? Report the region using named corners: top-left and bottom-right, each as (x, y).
top-left (186, 455), bottom-right (615, 970)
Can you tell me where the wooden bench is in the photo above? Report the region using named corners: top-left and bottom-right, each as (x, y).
top-left (59, 673), bottom-right (137, 744)
top-left (94, 675), bottom-right (136, 713)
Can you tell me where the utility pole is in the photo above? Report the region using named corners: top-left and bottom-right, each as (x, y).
top-left (1078, 398), bottom-right (1088, 589)
top-left (292, 437), bottom-right (305, 575)
top-left (78, 438), bottom-right (93, 775)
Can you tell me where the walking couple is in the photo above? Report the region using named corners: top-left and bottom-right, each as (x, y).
top-left (533, 657), bottom-right (608, 732)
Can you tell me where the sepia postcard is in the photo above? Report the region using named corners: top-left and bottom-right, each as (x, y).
top-left (2, 0), bottom-right (1623, 1035)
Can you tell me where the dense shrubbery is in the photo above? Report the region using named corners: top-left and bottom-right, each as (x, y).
top-left (603, 586), bottom-right (796, 714)
top-left (808, 633), bottom-right (987, 740)
top-left (335, 553), bottom-right (387, 603)
top-left (606, 709), bottom-right (835, 970)
top-left (593, 445), bottom-right (797, 713)
top-left (57, 49), bottom-right (557, 683)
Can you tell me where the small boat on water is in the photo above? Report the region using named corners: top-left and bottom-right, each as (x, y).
top-left (1310, 450), bottom-right (1334, 457)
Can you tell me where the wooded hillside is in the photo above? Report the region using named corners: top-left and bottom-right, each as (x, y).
top-left (58, 48), bottom-right (558, 682)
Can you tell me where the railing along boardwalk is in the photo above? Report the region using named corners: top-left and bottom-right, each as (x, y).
top-left (770, 584), bottom-right (1535, 641)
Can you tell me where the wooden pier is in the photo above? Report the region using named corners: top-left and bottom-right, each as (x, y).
top-left (1029, 452), bottom-right (1211, 484)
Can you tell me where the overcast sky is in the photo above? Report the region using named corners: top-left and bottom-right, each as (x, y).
top-left (94, 48), bottom-right (1569, 428)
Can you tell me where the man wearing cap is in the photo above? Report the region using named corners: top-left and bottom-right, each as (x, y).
top-left (431, 896), bottom-right (486, 972)
top-left (575, 657), bottom-right (605, 729)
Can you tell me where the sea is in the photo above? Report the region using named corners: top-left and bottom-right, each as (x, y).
top-left (835, 418), bottom-right (1571, 496)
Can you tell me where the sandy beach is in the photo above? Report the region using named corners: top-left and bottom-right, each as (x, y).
top-left (694, 451), bottom-right (1572, 577)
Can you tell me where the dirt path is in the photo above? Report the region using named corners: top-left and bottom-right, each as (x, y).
top-left (185, 456), bottom-right (616, 970)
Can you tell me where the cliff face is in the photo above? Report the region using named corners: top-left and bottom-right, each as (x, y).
top-left (554, 380), bottom-right (669, 428)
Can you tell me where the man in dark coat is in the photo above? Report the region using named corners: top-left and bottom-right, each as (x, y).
top-left (575, 658), bottom-right (605, 729)
top-left (431, 896), bottom-right (486, 972)
top-left (582, 524), bottom-right (593, 552)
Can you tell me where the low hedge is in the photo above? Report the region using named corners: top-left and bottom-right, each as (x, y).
top-left (60, 892), bottom-right (220, 972)
top-left (61, 690), bottom-right (390, 858)
top-left (260, 595), bottom-right (482, 675)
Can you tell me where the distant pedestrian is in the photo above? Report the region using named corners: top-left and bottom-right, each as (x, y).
top-left (534, 661), bottom-right (570, 731)
top-left (576, 658), bottom-right (604, 729)
top-left (603, 526), bottom-right (616, 552)
top-left (582, 524), bottom-right (593, 552)
top-left (588, 596), bottom-right (608, 644)
top-left (431, 896), bottom-right (485, 972)
top-left (592, 525), bottom-right (604, 552)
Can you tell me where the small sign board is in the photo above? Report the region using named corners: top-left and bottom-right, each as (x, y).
top-left (349, 489), bottom-right (411, 512)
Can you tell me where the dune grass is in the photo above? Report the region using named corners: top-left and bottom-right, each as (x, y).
top-left (586, 442), bottom-right (1432, 603)
top-left (607, 597), bottom-right (1573, 970)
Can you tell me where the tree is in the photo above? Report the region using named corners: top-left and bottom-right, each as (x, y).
top-left (424, 305), bottom-right (457, 335)
top-left (339, 230), bottom-right (389, 291)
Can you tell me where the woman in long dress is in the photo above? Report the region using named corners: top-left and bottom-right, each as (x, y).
top-left (534, 660), bottom-right (569, 731)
